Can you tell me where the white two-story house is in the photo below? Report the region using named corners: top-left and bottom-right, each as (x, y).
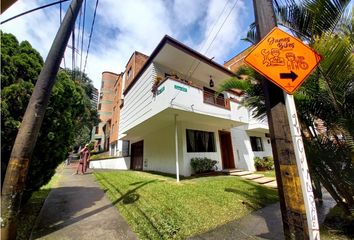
top-left (91, 35), bottom-right (272, 177)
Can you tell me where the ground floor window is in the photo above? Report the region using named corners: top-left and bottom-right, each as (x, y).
top-left (186, 129), bottom-right (216, 152)
top-left (250, 136), bottom-right (263, 151)
top-left (122, 140), bottom-right (130, 156)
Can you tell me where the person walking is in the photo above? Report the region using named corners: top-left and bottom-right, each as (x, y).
top-left (74, 144), bottom-right (90, 175)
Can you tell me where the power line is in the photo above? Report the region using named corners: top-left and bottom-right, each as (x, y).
top-left (200, 0), bottom-right (232, 53)
top-left (83, 0), bottom-right (99, 75)
top-left (80, 0), bottom-right (87, 79)
top-left (188, 0), bottom-right (240, 81)
top-left (184, 0), bottom-right (232, 81)
top-left (204, 0), bottom-right (239, 55)
top-left (1, 0), bottom-right (70, 24)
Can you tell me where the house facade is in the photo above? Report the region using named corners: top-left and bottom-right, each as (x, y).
top-left (90, 35), bottom-right (272, 176)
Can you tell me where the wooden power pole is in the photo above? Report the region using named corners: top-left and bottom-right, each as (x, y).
top-left (1, 0), bottom-right (83, 239)
top-left (252, 0), bottom-right (310, 239)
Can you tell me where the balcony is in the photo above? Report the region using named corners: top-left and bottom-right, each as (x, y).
top-left (151, 77), bottom-right (248, 124)
top-left (203, 88), bottom-right (230, 110)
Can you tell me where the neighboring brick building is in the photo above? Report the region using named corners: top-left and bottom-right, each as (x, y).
top-left (124, 51), bottom-right (149, 90)
top-left (93, 71), bottom-right (119, 152)
top-left (224, 46), bottom-right (253, 72)
top-left (109, 73), bottom-right (123, 156)
top-left (108, 51), bottom-right (148, 156)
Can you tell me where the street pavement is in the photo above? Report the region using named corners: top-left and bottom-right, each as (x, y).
top-left (30, 162), bottom-right (137, 240)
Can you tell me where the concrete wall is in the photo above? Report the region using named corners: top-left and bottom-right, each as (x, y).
top-left (89, 157), bottom-right (130, 170)
top-left (139, 123), bottom-right (181, 175)
top-left (230, 128), bottom-right (272, 171)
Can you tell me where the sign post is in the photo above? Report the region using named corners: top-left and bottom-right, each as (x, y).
top-left (284, 93), bottom-right (320, 239)
top-left (246, 6), bottom-right (322, 238)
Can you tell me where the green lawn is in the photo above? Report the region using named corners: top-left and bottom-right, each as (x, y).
top-left (256, 170), bottom-right (276, 178)
top-left (16, 164), bottom-right (63, 240)
top-left (94, 170), bottom-right (279, 240)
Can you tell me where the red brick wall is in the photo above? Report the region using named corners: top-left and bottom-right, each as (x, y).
top-left (124, 52), bottom-right (148, 90)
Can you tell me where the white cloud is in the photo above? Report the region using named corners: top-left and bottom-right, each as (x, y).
top-left (1, 0), bottom-right (252, 89)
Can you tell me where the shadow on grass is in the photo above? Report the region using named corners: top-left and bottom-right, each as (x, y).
top-left (95, 172), bottom-right (168, 239)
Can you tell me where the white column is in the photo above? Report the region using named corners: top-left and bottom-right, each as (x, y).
top-left (284, 93), bottom-right (320, 240)
top-left (175, 114), bottom-right (180, 182)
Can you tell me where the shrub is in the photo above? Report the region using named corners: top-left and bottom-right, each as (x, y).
top-left (254, 156), bottom-right (273, 170)
top-left (190, 157), bottom-right (218, 174)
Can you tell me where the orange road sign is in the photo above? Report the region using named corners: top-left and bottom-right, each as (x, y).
top-left (244, 27), bottom-right (322, 94)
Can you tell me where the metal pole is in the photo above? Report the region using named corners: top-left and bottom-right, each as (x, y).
top-left (1, 1), bottom-right (83, 239)
top-left (175, 114), bottom-right (180, 182)
top-left (252, 0), bottom-right (309, 239)
top-left (284, 93), bottom-right (320, 239)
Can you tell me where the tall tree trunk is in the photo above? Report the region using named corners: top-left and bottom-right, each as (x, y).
top-left (1, 1), bottom-right (83, 239)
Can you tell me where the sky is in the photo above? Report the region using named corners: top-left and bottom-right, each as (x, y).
top-left (0, 0), bottom-right (254, 89)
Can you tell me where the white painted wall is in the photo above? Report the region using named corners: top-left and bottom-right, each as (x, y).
top-left (230, 128), bottom-right (273, 171)
top-left (231, 128), bottom-right (255, 171)
top-left (141, 123), bottom-right (182, 175)
top-left (119, 64), bottom-right (155, 136)
top-left (180, 121), bottom-right (223, 176)
top-left (89, 157), bottom-right (130, 170)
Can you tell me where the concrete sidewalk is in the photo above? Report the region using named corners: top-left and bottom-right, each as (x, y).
top-left (189, 189), bottom-right (336, 240)
top-left (30, 162), bottom-right (137, 240)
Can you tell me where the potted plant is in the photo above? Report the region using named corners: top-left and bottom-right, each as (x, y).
top-left (254, 156), bottom-right (274, 171)
top-left (152, 76), bottom-right (162, 96)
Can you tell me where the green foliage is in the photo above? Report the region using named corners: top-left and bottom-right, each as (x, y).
top-left (221, 1), bottom-right (354, 216)
top-left (190, 157), bottom-right (218, 174)
top-left (323, 204), bottom-right (354, 237)
top-left (94, 170), bottom-right (278, 239)
top-left (304, 139), bottom-right (354, 214)
top-left (218, 66), bottom-right (267, 121)
top-left (1, 32), bottom-right (98, 202)
top-left (254, 156), bottom-right (274, 170)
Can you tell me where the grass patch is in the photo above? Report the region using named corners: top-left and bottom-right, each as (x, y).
top-left (16, 164), bottom-right (64, 240)
top-left (257, 170), bottom-right (276, 178)
top-left (94, 170), bottom-right (278, 239)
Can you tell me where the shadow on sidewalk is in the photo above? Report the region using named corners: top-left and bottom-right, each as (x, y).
top-left (32, 172), bottom-right (156, 239)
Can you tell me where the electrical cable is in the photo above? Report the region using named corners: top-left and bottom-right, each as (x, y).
top-left (83, 0), bottom-right (99, 75)
top-left (188, 0), bottom-right (240, 81)
top-left (80, 0), bottom-right (87, 79)
top-left (1, 0), bottom-right (70, 24)
top-left (184, 0), bottom-right (231, 82)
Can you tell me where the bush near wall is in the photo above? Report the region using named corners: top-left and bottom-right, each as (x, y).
top-left (254, 156), bottom-right (274, 171)
top-left (190, 157), bottom-right (218, 174)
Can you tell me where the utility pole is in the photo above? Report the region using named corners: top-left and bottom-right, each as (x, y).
top-left (252, 0), bottom-right (309, 239)
top-left (1, 0), bottom-right (83, 239)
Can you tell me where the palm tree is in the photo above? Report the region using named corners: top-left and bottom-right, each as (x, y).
top-left (219, 0), bottom-right (354, 214)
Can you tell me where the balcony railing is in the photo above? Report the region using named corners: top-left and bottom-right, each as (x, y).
top-left (203, 90), bottom-right (230, 110)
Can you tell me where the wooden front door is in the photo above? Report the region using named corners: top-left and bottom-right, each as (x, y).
top-left (131, 140), bottom-right (143, 170)
top-left (219, 131), bottom-right (235, 169)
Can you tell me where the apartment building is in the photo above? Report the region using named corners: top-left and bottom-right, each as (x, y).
top-left (93, 71), bottom-right (119, 152)
top-left (91, 35), bottom-right (272, 176)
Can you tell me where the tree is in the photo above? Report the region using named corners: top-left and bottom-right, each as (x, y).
top-left (219, 0), bottom-right (354, 215)
top-left (1, 32), bottom-right (98, 200)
